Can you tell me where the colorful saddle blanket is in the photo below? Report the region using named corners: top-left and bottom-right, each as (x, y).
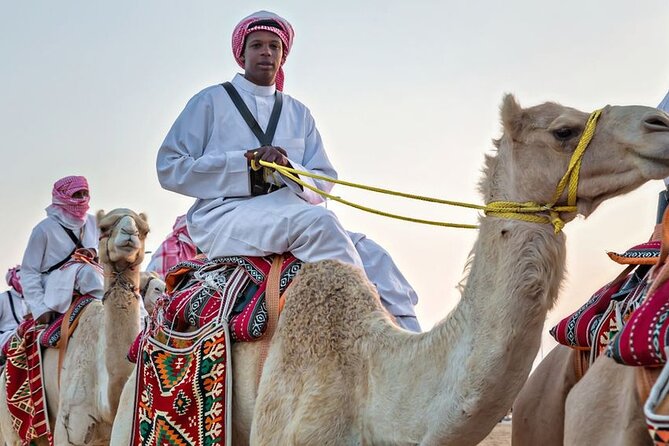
top-left (550, 241), bottom-right (660, 353)
top-left (607, 276), bottom-right (669, 366)
top-left (607, 240), bottom-right (661, 265)
top-left (130, 322), bottom-right (228, 446)
top-left (39, 294), bottom-right (96, 348)
top-left (128, 254), bottom-right (301, 446)
top-left (2, 320), bottom-right (52, 445)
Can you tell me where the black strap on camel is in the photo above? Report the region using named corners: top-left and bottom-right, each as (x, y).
top-left (44, 224), bottom-right (84, 274)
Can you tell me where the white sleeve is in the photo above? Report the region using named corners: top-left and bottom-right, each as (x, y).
top-left (75, 264), bottom-right (104, 300)
top-left (20, 227), bottom-right (50, 319)
top-left (282, 110), bottom-right (338, 204)
top-left (157, 91), bottom-right (250, 199)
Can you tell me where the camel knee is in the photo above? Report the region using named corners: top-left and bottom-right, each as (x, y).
top-left (55, 410), bottom-right (101, 446)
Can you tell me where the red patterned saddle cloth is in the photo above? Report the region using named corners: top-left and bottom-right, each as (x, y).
top-left (39, 294), bottom-right (96, 348)
top-left (605, 217), bottom-right (669, 367)
top-left (130, 322), bottom-right (228, 445)
top-left (2, 320), bottom-right (53, 445)
top-left (128, 254), bottom-right (299, 445)
top-left (128, 254), bottom-right (302, 362)
top-left (164, 254), bottom-right (301, 336)
top-left (550, 257), bottom-right (653, 354)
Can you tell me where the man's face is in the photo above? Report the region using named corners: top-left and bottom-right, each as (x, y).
top-left (241, 30), bottom-right (283, 87)
top-left (72, 189), bottom-right (89, 200)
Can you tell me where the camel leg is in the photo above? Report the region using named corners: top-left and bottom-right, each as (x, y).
top-left (0, 373), bottom-right (21, 446)
top-left (564, 355), bottom-right (652, 446)
top-left (512, 345), bottom-right (579, 446)
top-left (109, 368), bottom-right (135, 446)
top-left (251, 342), bottom-right (356, 446)
top-left (51, 338), bottom-right (104, 446)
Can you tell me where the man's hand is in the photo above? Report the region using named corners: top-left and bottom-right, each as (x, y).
top-left (245, 146), bottom-right (289, 167)
top-left (36, 311), bottom-right (56, 325)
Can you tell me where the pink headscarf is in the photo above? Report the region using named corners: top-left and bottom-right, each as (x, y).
top-left (5, 266), bottom-right (22, 295)
top-left (146, 215), bottom-right (197, 279)
top-left (232, 11), bottom-right (295, 91)
top-left (46, 175), bottom-right (90, 229)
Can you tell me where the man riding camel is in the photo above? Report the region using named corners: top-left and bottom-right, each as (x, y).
top-left (156, 10), bottom-right (421, 331)
top-left (20, 176), bottom-right (100, 325)
top-left (0, 266), bottom-right (28, 354)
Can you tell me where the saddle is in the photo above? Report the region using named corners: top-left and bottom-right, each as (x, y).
top-left (127, 253), bottom-right (300, 446)
top-left (128, 253), bottom-right (302, 363)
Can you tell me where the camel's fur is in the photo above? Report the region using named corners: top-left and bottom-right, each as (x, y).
top-left (112, 96), bottom-right (669, 445)
top-left (0, 208), bottom-right (149, 446)
top-left (564, 355), bottom-right (654, 446)
top-left (139, 271), bottom-right (165, 315)
top-left (512, 344), bottom-right (580, 445)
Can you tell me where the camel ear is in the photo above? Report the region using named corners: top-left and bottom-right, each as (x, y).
top-left (500, 94), bottom-right (524, 139)
top-left (139, 212), bottom-right (148, 224)
top-left (96, 209), bottom-right (106, 226)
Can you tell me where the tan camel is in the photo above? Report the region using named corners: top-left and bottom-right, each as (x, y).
top-left (563, 355), bottom-right (655, 446)
top-left (139, 271), bottom-right (165, 315)
top-left (512, 344), bottom-right (582, 445)
top-left (112, 96), bottom-right (669, 445)
top-left (0, 208), bottom-right (149, 446)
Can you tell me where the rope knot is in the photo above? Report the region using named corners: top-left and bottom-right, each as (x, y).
top-left (549, 211), bottom-right (566, 233)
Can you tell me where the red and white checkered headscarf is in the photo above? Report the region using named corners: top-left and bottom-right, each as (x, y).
top-left (146, 215), bottom-right (198, 279)
top-left (232, 11), bottom-right (295, 91)
top-left (51, 175), bottom-right (90, 221)
top-left (5, 265), bottom-right (22, 295)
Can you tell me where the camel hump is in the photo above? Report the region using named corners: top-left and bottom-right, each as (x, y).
top-left (277, 259), bottom-right (386, 359)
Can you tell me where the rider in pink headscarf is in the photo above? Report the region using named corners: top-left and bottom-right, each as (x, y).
top-left (21, 175), bottom-right (99, 324)
top-left (0, 266), bottom-right (28, 350)
top-left (46, 175), bottom-right (90, 230)
top-left (156, 11), bottom-right (422, 332)
top-left (146, 215), bottom-right (198, 279)
top-left (5, 266), bottom-right (22, 295)
top-left (231, 10), bottom-right (294, 91)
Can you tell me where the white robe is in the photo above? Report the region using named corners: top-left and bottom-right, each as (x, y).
top-left (43, 261), bottom-right (104, 313)
top-left (21, 214), bottom-right (99, 319)
top-left (157, 74), bottom-right (361, 267)
top-left (157, 75), bottom-right (420, 331)
top-left (0, 289), bottom-right (28, 348)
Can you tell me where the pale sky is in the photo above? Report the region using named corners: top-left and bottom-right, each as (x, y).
top-left (1, 1), bottom-right (668, 358)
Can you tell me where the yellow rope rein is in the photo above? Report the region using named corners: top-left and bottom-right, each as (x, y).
top-left (253, 109), bottom-right (603, 233)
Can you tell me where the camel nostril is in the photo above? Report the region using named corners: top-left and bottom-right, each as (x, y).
top-left (644, 113), bottom-right (669, 132)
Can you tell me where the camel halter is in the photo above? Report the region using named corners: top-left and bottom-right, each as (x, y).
top-left (252, 108), bottom-right (603, 233)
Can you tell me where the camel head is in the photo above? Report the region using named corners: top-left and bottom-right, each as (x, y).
top-left (483, 95), bottom-right (669, 219)
top-left (139, 271), bottom-right (165, 314)
top-left (96, 208), bottom-right (149, 271)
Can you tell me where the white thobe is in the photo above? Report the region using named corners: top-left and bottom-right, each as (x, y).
top-left (157, 74), bottom-right (420, 331)
top-left (0, 289), bottom-right (28, 348)
top-left (21, 214), bottom-right (99, 319)
top-left (157, 74), bottom-right (361, 267)
top-left (43, 261), bottom-right (104, 313)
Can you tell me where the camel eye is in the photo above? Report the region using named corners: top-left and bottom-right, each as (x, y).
top-left (552, 127), bottom-right (575, 141)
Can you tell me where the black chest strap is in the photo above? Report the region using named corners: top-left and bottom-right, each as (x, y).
top-left (221, 82), bottom-right (283, 146)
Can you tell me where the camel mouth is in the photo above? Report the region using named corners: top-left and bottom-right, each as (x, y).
top-left (117, 242), bottom-right (140, 252)
top-left (633, 150), bottom-right (669, 171)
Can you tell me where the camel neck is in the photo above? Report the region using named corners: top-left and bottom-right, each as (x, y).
top-left (429, 217), bottom-right (565, 442)
top-left (102, 265), bottom-right (141, 408)
top-left (362, 217), bottom-right (565, 444)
